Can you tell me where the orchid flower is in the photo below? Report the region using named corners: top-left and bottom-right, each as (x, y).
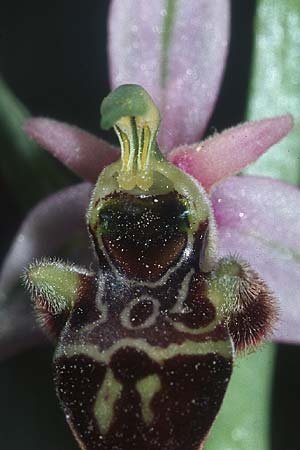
top-left (0, 0), bottom-right (300, 449)
top-left (1, 0), bottom-right (299, 357)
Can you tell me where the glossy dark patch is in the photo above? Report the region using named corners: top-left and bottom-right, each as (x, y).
top-left (99, 192), bottom-right (189, 281)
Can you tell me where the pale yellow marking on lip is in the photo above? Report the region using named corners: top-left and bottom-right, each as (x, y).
top-left (171, 320), bottom-right (217, 335)
top-left (94, 368), bottom-right (122, 435)
top-left (56, 336), bottom-right (232, 363)
top-left (170, 269), bottom-right (194, 314)
top-left (136, 374), bottom-right (161, 424)
top-left (120, 295), bottom-right (160, 330)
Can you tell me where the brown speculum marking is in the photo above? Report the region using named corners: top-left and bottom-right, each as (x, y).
top-left (98, 191), bottom-right (189, 281)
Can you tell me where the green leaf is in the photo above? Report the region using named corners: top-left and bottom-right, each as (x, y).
top-left (244, 0), bottom-right (300, 184)
top-left (0, 77), bottom-right (76, 212)
top-left (204, 344), bottom-right (275, 450)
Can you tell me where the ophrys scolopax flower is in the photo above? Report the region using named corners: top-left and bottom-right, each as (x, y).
top-left (24, 84), bottom-right (278, 450)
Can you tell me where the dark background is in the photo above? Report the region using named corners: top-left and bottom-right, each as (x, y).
top-left (0, 1), bottom-right (299, 449)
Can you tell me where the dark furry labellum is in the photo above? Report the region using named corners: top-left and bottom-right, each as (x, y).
top-left (24, 85), bottom-right (277, 450)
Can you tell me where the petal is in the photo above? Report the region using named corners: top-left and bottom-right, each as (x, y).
top-left (24, 118), bottom-right (119, 183)
top-left (0, 182), bottom-right (93, 359)
top-left (109, 0), bottom-right (230, 152)
top-left (169, 114), bottom-right (294, 191)
top-left (0, 182), bottom-right (92, 298)
top-left (211, 176), bottom-right (300, 344)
